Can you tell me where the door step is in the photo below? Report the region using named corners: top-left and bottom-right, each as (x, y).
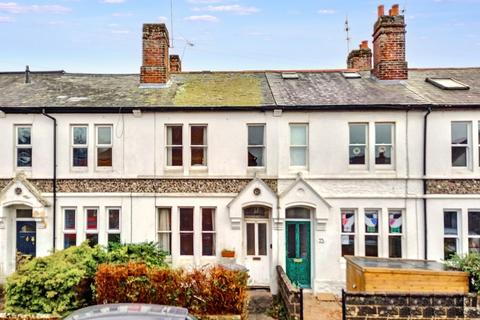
top-left (248, 289), bottom-right (273, 314)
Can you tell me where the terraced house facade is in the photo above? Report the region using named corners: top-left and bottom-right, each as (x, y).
top-left (1, 4), bottom-right (480, 293)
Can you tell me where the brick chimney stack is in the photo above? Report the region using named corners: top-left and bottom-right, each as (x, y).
top-left (140, 23), bottom-right (170, 85)
top-left (372, 4), bottom-right (408, 80)
top-left (169, 55), bottom-right (182, 72)
top-left (347, 40), bottom-right (372, 71)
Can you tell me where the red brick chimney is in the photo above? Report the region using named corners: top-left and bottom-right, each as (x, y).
top-left (372, 4), bottom-right (408, 80)
top-left (169, 55), bottom-right (182, 72)
top-left (140, 23), bottom-right (170, 85)
top-left (347, 40), bottom-right (372, 71)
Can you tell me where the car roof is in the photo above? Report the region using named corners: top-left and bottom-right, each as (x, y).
top-left (64, 304), bottom-right (193, 320)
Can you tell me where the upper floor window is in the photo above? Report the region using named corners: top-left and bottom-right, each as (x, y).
top-left (375, 123), bottom-right (394, 165)
top-left (349, 123), bottom-right (367, 165)
top-left (191, 125), bottom-right (207, 167)
top-left (248, 124), bottom-right (265, 167)
top-left (166, 125), bottom-right (183, 166)
top-left (16, 126), bottom-right (32, 168)
top-left (341, 209), bottom-right (356, 256)
top-left (444, 210), bottom-right (459, 260)
top-left (451, 121), bottom-right (470, 167)
top-left (290, 124), bottom-right (308, 167)
top-left (72, 126), bottom-right (88, 167)
top-left (96, 126), bottom-right (112, 167)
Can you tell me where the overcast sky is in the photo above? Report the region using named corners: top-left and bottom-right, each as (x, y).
top-left (0, 0), bottom-right (479, 73)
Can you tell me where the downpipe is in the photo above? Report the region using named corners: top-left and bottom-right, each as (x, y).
top-left (41, 109), bottom-right (57, 251)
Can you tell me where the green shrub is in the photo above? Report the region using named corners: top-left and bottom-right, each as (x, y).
top-left (5, 243), bottom-right (102, 315)
top-left (105, 242), bottom-right (167, 268)
top-left (446, 252), bottom-right (480, 291)
top-left (5, 242), bottom-right (168, 315)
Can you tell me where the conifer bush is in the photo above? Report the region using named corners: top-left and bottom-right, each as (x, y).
top-left (5, 242), bottom-right (167, 315)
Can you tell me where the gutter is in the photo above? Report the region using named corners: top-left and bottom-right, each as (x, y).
top-left (423, 106), bottom-right (432, 260)
top-left (41, 109), bottom-right (57, 251)
top-left (1, 103), bottom-right (475, 114)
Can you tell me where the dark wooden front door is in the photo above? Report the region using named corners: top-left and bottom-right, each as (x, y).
top-left (16, 221), bottom-right (36, 257)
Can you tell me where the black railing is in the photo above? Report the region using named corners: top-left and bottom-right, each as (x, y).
top-left (341, 289), bottom-right (347, 320)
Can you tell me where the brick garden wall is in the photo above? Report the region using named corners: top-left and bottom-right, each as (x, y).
top-left (276, 266), bottom-right (302, 320)
top-left (344, 292), bottom-right (480, 319)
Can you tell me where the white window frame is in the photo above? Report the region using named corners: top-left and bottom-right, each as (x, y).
top-left (451, 121), bottom-right (471, 169)
top-left (387, 209), bottom-right (404, 258)
top-left (364, 209), bottom-right (380, 257)
top-left (63, 207), bottom-right (77, 249)
top-left (190, 124), bottom-right (208, 168)
top-left (179, 207), bottom-right (194, 256)
top-left (15, 125), bottom-right (32, 169)
top-left (106, 207), bottom-right (121, 244)
top-left (166, 124), bottom-right (183, 167)
top-left (340, 209), bottom-right (357, 257)
top-left (157, 207), bottom-right (172, 255)
top-left (289, 123), bottom-right (309, 168)
top-left (95, 125), bottom-right (113, 169)
top-left (71, 125), bottom-right (89, 169)
top-left (374, 122), bottom-right (395, 168)
top-left (348, 123), bottom-right (368, 168)
top-left (467, 210), bottom-right (480, 253)
top-left (443, 209), bottom-right (460, 259)
top-left (247, 124), bottom-right (266, 168)
top-left (201, 207), bottom-right (216, 256)
top-left (84, 207), bottom-right (99, 233)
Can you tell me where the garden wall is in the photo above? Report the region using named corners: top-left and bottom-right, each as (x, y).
top-left (344, 291), bottom-right (480, 319)
top-left (276, 266), bottom-right (302, 320)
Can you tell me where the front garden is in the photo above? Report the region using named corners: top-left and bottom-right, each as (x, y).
top-left (3, 242), bottom-right (248, 319)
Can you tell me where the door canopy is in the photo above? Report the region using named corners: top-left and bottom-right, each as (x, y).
top-left (279, 177), bottom-right (331, 231)
top-left (228, 178), bottom-right (277, 229)
top-left (0, 172), bottom-right (50, 228)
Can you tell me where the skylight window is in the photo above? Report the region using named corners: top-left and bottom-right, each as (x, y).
top-left (342, 72), bottom-right (362, 79)
top-left (426, 78), bottom-right (470, 90)
top-left (282, 72), bottom-right (299, 80)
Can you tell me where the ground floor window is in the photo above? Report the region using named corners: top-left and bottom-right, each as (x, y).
top-left (341, 209), bottom-right (356, 256)
top-left (63, 208), bottom-right (77, 249)
top-left (202, 208), bottom-right (216, 256)
top-left (85, 208), bottom-right (99, 246)
top-left (180, 208), bottom-right (194, 255)
top-left (364, 210), bottom-right (379, 257)
top-left (468, 210), bottom-right (480, 253)
top-left (388, 210), bottom-right (403, 258)
top-left (444, 210), bottom-right (459, 259)
top-left (157, 208), bottom-right (172, 254)
top-left (107, 208), bottom-right (121, 244)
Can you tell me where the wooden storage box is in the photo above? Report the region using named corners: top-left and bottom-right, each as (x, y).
top-left (345, 256), bottom-right (469, 294)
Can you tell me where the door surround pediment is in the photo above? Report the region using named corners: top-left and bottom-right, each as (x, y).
top-left (0, 172), bottom-right (49, 228)
top-left (279, 177), bottom-right (330, 231)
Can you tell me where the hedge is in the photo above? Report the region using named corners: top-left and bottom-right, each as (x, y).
top-left (95, 262), bottom-right (249, 318)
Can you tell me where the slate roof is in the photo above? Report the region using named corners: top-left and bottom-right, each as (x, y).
top-left (0, 68), bottom-right (479, 109)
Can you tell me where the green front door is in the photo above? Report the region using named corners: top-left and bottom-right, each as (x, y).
top-left (286, 221), bottom-right (311, 288)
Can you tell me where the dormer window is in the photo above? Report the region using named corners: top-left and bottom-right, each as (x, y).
top-left (426, 78), bottom-right (470, 90)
